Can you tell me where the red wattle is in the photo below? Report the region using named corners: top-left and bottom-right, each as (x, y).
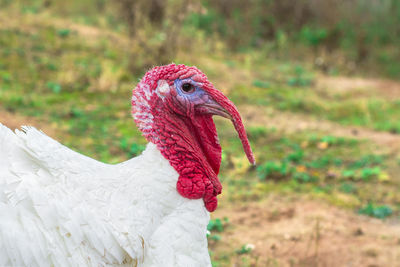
top-left (152, 110), bottom-right (222, 212)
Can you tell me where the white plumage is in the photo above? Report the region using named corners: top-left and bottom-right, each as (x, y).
top-left (0, 64), bottom-right (256, 267)
top-left (0, 124), bottom-right (211, 266)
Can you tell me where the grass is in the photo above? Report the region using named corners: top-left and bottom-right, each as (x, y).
top-left (0, 15), bottom-right (142, 163)
top-left (219, 127), bottom-right (396, 210)
top-left (1, 7), bottom-right (398, 215)
top-left (1, 7), bottom-right (400, 267)
top-left (226, 61), bottom-right (400, 133)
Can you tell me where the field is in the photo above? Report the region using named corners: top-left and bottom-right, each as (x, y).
top-left (1, 2), bottom-right (400, 266)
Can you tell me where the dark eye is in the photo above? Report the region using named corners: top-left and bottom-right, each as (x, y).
top-left (182, 83), bottom-right (195, 93)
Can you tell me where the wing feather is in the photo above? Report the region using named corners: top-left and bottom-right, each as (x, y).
top-left (15, 125), bottom-right (105, 177)
top-left (0, 124), bottom-right (142, 266)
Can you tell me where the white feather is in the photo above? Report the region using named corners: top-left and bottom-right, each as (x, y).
top-left (0, 123), bottom-right (211, 267)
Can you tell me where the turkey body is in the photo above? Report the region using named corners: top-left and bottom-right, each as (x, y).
top-left (0, 124), bottom-right (211, 267)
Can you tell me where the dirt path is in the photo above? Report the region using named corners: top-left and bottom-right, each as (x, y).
top-left (0, 109), bottom-right (58, 138)
top-left (316, 76), bottom-right (400, 99)
top-left (241, 105), bottom-right (400, 154)
top-left (213, 195), bottom-right (400, 266)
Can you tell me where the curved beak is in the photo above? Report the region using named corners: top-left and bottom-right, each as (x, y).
top-left (197, 91), bottom-right (256, 165)
top-left (201, 99), bottom-right (233, 120)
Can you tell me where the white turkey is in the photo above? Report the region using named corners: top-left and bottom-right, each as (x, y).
top-left (0, 64), bottom-right (255, 267)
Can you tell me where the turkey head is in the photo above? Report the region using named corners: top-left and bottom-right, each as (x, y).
top-left (132, 64), bottom-right (255, 212)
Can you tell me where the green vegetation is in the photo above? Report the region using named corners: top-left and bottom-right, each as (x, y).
top-left (207, 218), bottom-right (228, 233)
top-left (0, 1), bottom-right (399, 266)
top-left (207, 218), bottom-right (228, 244)
top-left (358, 203), bottom-right (393, 219)
top-left (220, 127), bottom-right (396, 212)
top-left (235, 244), bottom-right (254, 255)
top-left (227, 66), bottom-right (400, 133)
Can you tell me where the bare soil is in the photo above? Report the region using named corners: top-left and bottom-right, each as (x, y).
top-left (316, 76), bottom-right (400, 99)
top-left (218, 76), bottom-right (400, 266)
top-left (0, 108), bottom-right (58, 138)
top-left (213, 195), bottom-right (400, 267)
top-left (241, 105), bottom-right (400, 154)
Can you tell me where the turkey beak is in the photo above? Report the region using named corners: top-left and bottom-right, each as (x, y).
top-left (201, 99), bottom-right (232, 120)
top-left (201, 90), bottom-right (256, 165)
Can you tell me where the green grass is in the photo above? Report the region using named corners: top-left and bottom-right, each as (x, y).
top-left (227, 61), bottom-right (400, 133)
top-left (218, 125), bottom-right (396, 212)
top-left (0, 10), bottom-right (398, 214)
top-left (0, 18), bottom-right (143, 163)
top-left (1, 6), bottom-right (400, 267)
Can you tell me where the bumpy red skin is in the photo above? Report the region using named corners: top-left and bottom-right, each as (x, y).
top-left (153, 112), bottom-right (221, 212)
top-left (132, 64), bottom-right (253, 212)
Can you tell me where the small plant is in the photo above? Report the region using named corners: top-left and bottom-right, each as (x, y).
top-left (339, 182), bottom-right (357, 194)
top-left (257, 160), bottom-right (292, 180)
top-left (46, 81), bottom-right (62, 94)
top-left (209, 234), bottom-right (222, 241)
top-left (309, 136), bottom-right (351, 147)
top-left (46, 63), bottom-right (58, 71)
top-left (299, 26), bottom-right (328, 46)
top-left (313, 184), bottom-right (332, 193)
top-left (358, 203), bottom-right (392, 219)
top-left (321, 136), bottom-right (345, 146)
top-left (68, 107), bottom-right (84, 118)
top-left (207, 218), bottom-right (228, 232)
top-left (293, 172), bottom-right (314, 183)
top-left (342, 169), bottom-right (356, 179)
top-left (57, 28), bottom-right (71, 38)
top-left (287, 76), bottom-right (312, 87)
top-left (287, 65), bottom-right (313, 87)
top-left (247, 126), bottom-right (268, 140)
top-left (286, 148), bottom-right (304, 163)
top-left (307, 156), bottom-right (331, 169)
top-left (0, 71), bottom-right (11, 83)
top-left (236, 244), bottom-right (255, 254)
top-left (129, 143), bottom-right (145, 157)
top-left (360, 167), bottom-right (381, 181)
top-left (252, 80), bottom-right (270, 88)
top-left (120, 138), bottom-right (145, 157)
top-left (207, 218), bottom-right (228, 243)
top-left (350, 155), bottom-right (383, 169)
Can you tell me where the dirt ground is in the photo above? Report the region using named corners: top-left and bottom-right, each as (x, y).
top-left (241, 105), bottom-right (400, 155)
top-left (217, 75), bottom-right (400, 266)
top-left (316, 76), bottom-right (400, 99)
top-left (0, 108), bottom-right (58, 137)
top-left (214, 194), bottom-right (400, 267)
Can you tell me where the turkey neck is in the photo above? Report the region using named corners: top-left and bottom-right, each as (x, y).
top-left (148, 110), bottom-right (222, 212)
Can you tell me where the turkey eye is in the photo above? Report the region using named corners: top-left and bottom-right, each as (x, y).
top-left (181, 83), bottom-right (195, 93)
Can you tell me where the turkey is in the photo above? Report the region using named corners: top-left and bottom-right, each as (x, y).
top-left (0, 64), bottom-right (255, 267)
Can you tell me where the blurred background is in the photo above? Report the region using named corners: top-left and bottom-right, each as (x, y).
top-left (1, 0), bottom-right (400, 266)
